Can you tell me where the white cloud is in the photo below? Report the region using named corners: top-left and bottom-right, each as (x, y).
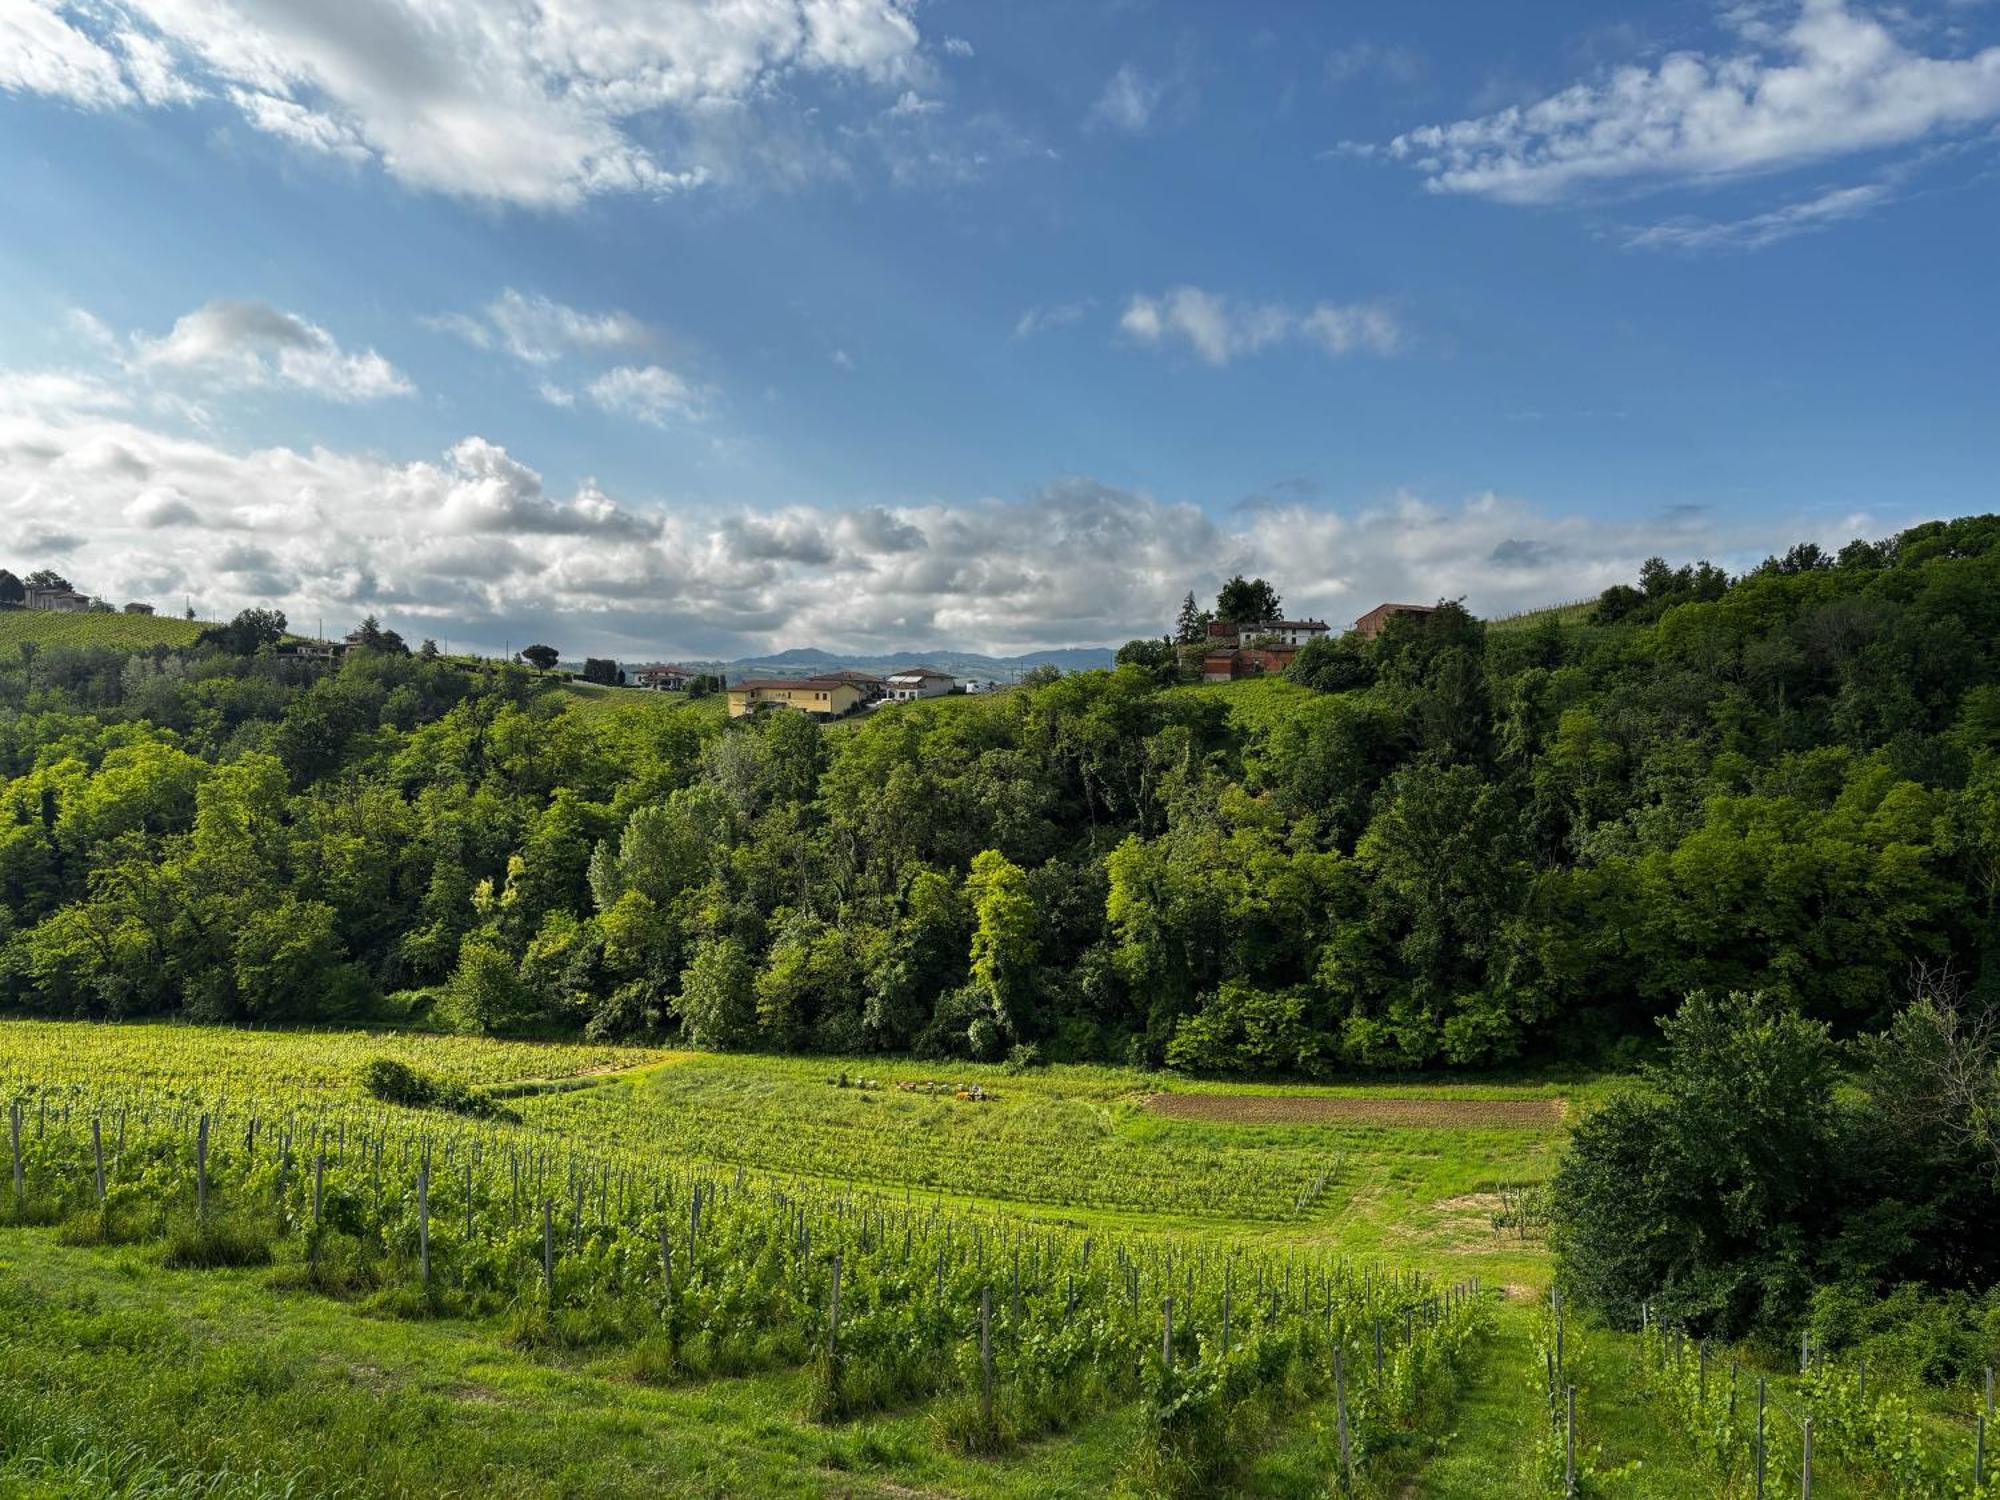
top-left (942, 37), bottom-right (973, 59)
top-left (584, 364), bottom-right (704, 425)
top-left (132, 299), bottom-right (413, 402)
top-left (1387, 0), bottom-right (2000, 203)
top-left (1013, 300), bottom-right (1095, 339)
top-left (1325, 41), bottom-right (1424, 88)
top-left (1298, 301), bottom-right (1405, 356)
top-left (0, 1), bottom-right (134, 108)
top-left (1624, 180), bottom-right (1895, 249)
top-left (0, 0), bottom-right (927, 207)
top-left (1087, 62), bottom-right (1163, 134)
top-left (1120, 287), bottom-right (1404, 365)
top-left (430, 289), bottom-right (656, 365)
top-left (226, 88), bottom-right (370, 164)
top-left (0, 382), bottom-right (1906, 657)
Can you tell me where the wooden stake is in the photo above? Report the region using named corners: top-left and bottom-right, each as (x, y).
top-left (1333, 1344), bottom-right (1353, 1484)
top-left (1565, 1384), bottom-right (1576, 1498)
top-left (980, 1286), bottom-right (994, 1425)
top-left (1756, 1376), bottom-right (1767, 1499)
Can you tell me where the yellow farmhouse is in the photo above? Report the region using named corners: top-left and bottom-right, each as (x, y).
top-left (726, 675), bottom-right (871, 718)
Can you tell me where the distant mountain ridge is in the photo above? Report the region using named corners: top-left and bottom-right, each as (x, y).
top-left (665, 644), bottom-right (1118, 682)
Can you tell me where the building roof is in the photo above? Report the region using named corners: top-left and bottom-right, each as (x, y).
top-left (731, 675), bottom-right (861, 692)
top-left (886, 667), bottom-right (953, 681)
top-left (632, 662), bottom-right (697, 674)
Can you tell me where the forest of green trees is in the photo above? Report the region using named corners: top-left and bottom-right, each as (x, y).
top-left (3, 514), bottom-right (1999, 1079)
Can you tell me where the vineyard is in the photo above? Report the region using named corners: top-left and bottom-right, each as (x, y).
top-left (0, 608), bottom-right (207, 658)
top-left (0, 1022), bottom-right (1989, 1496)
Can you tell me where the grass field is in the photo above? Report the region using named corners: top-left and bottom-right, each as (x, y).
top-left (0, 1022), bottom-right (1981, 1497)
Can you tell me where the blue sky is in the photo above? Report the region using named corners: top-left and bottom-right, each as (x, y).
top-left (2, 0), bottom-right (1996, 657)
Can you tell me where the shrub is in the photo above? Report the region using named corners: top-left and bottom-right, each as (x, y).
top-left (359, 1057), bottom-right (516, 1121)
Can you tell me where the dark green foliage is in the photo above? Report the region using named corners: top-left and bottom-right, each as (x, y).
top-left (1114, 637), bottom-right (1178, 684)
top-left (519, 643), bottom-right (560, 673)
top-left (1214, 575), bottom-right (1281, 624)
top-left (0, 570), bottom-right (22, 607)
top-left (6, 515), bottom-right (2000, 1078)
top-left (359, 1056), bottom-right (516, 1120)
top-left (1551, 992), bottom-right (1841, 1337)
top-left (1285, 632), bottom-right (1373, 693)
top-left (1553, 987), bottom-right (2000, 1360)
top-left (195, 606), bottom-right (287, 655)
top-left (346, 615), bottom-right (408, 654)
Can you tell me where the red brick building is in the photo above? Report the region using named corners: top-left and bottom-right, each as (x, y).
top-left (1352, 602), bottom-right (1436, 640)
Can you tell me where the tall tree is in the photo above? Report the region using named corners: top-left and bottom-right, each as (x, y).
top-left (0, 569), bottom-right (23, 607)
top-left (520, 643), bottom-right (561, 673)
top-left (1214, 576), bottom-right (1281, 624)
top-left (1174, 590), bottom-right (1207, 644)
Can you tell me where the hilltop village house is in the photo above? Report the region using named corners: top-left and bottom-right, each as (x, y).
top-left (885, 667), bottom-right (955, 702)
top-left (1353, 602), bottom-right (1436, 640)
top-left (1200, 616), bottom-right (1329, 683)
top-left (25, 585), bottom-right (92, 612)
top-left (727, 671), bottom-right (885, 719)
top-left (1199, 606), bottom-right (1440, 682)
top-left (632, 663), bottom-right (697, 691)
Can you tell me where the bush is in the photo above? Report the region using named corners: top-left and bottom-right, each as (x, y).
top-left (359, 1057), bottom-right (517, 1121)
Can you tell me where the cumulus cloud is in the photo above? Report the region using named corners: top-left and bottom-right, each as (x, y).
top-left (130, 299), bottom-right (413, 402)
top-left (0, 380), bottom-right (1886, 660)
top-left (1385, 0), bottom-right (2000, 203)
top-left (0, 0), bottom-right (926, 207)
top-left (1120, 287), bottom-right (1403, 365)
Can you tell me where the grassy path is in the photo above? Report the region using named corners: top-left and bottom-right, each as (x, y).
top-left (1402, 1299), bottom-right (1544, 1498)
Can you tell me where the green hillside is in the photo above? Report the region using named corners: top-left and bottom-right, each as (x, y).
top-left (0, 607), bottom-right (205, 659)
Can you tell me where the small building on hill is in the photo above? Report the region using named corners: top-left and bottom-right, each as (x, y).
top-left (122, 601), bottom-right (155, 615)
top-left (1207, 617), bottom-right (1329, 648)
top-left (727, 676), bottom-right (870, 719)
top-left (884, 667), bottom-right (954, 702)
top-left (818, 668), bottom-right (887, 703)
top-left (632, 663), bottom-right (697, 691)
top-left (25, 585), bottom-right (91, 613)
top-left (1201, 644), bottom-right (1299, 683)
top-left (1353, 603), bottom-right (1436, 640)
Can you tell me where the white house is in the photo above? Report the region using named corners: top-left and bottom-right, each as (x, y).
top-left (884, 667), bottom-right (955, 702)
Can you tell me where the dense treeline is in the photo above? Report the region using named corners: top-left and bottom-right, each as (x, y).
top-left (4, 513), bottom-right (2000, 1073)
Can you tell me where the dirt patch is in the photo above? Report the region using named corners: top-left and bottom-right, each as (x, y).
top-left (1142, 1093), bottom-right (1563, 1129)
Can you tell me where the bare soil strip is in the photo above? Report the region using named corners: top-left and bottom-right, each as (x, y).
top-left (1143, 1093), bottom-right (1564, 1128)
